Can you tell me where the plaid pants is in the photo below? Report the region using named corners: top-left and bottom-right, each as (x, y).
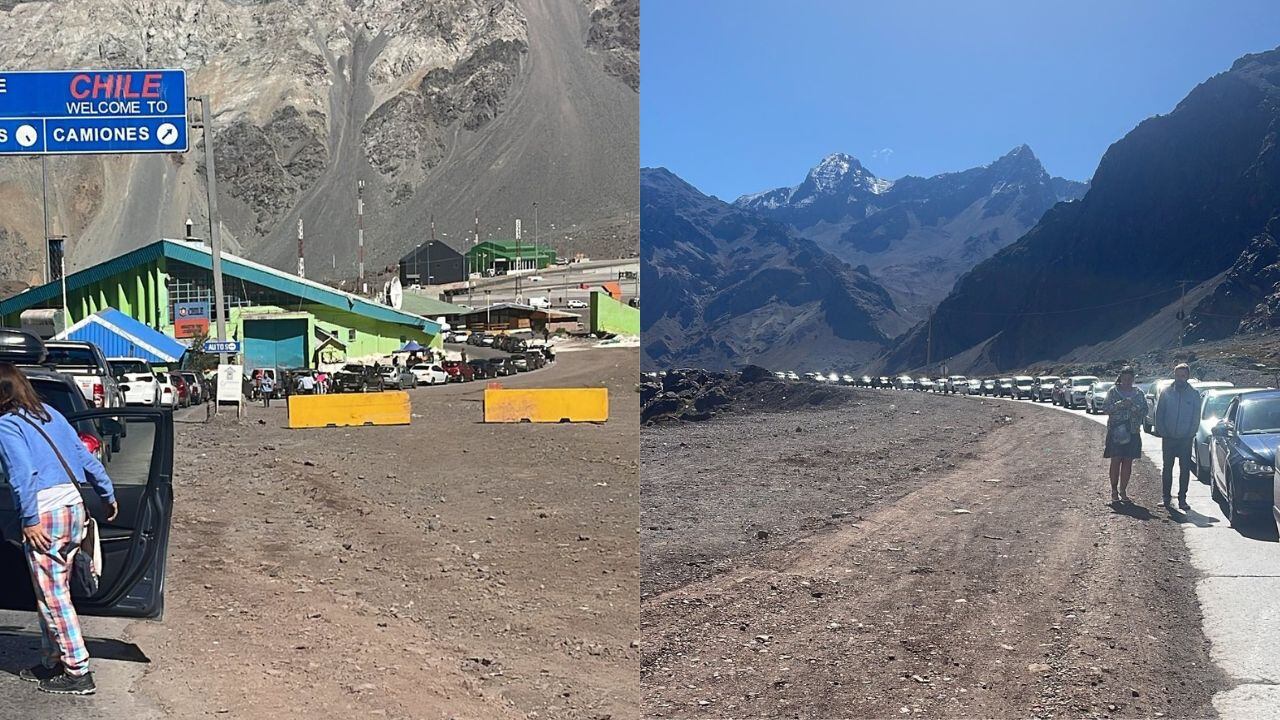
top-left (23, 503), bottom-right (89, 676)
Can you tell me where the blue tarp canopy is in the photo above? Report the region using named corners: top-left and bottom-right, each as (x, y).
top-left (56, 308), bottom-right (187, 363)
top-left (397, 340), bottom-right (424, 352)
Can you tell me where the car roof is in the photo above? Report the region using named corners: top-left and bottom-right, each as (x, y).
top-left (1204, 387), bottom-right (1267, 398)
top-left (22, 366), bottom-right (77, 385)
top-left (1235, 389), bottom-right (1280, 402)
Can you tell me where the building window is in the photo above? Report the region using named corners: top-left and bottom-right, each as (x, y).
top-left (348, 329), bottom-right (357, 341)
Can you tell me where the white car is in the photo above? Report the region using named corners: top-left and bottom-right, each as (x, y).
top-left (411, 363), bottom-right (448, 386)
top-left (528, 296), bottom-right (551, 309)
top-left (566, 299), bottom-right (589, 309)
top-left (528, 275), bottom-right (544, 282)
top-left (109, 357), bottom-right (161, 406)
top-left (156, 374), bottom-right (178, 407)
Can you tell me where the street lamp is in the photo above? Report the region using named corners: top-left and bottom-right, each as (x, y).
top-left (484, 290), bottom-right (492, 328)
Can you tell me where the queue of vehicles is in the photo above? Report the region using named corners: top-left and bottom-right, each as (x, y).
top-left (814, 367), bottom-right (1280, 534)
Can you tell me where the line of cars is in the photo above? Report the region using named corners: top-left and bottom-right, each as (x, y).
top-left (865, 369), bottom-right (1280, 533)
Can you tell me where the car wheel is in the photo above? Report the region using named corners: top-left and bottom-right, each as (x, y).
top-left (1228, 473), bottom-right (1246, 527)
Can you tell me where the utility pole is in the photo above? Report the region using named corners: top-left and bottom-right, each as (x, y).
top-left (297, 217), bottom-right (305, 278)
top-left (926, 315), bottom-right (933, 373)
top-left (428, 214), bottom-right (435, 286)
top-left (474, 211), bottom-right (481, 275)
top-left (191, 95), bottom-right (229, 367)
top-left (533, 201), bottom-right (539, 269)
top-left (40, 156), bottom-right (51, 283)
top-left (357, 180), bottom-right (366, 292)
top-left (1177, 279), bottom-right (1191, 347)
top-left (515, 217), bottom-right (522, 301)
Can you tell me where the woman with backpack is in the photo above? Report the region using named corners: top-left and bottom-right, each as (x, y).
top-left (1103, 367), bottom-right (1149, 505)
top-left (0, 363), bottom-right (117, 695)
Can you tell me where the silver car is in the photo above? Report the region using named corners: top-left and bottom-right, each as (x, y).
top-left (1084, 381), bottom-right (1114, 414)
top-left (1194, 387), bottom-right (1267, 479)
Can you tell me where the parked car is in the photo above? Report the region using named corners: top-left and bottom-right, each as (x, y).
top-left (1085, 381), bottom-right (1115, 414)
top-left (488, 357), bottom-right (517, 377)
top-left (442, 360), bottom-right (475, 383)
top-left (895, 375), bottom-right (916, 390)
top-left (445, 330), bottom-right (471, 344)
top-left (410, 363), bottom-right (448, 386)
top-left (1143, 379), bottom-right (1174, 433)
top-left (379, 365), bottom-right (417, 390)
top-left (178, 371), bottom-right (206, 404)
top-left (42, 340), bottom-right (123, 409)
top-left (567, 299), bottom-right (589, 309)
top-left (980, 379), bottom-right (996, 395)
top-left (1012, 376), bottom-right (1035, 399)
top-left (467, 359), bottom-right (493, 380)
top-left (0, 330), bottom-right (173, 620)
top-left (995, 378), bottom-right (1014, 397)
top-left (110, 357), bottom-right (161, 406)
top-left (1191, 380), bottom-right (1236, 393)
top-left (528, 296), bottom-right (551, 309)
top-left (333, 363), bottom-right (383, 393)
top-left (1209, 389), bottom-right (1280, 526)
top-left (1196, 387), bottom-right (1267, 480)
top-left (1061, 375), bottom-right (1100, 409)
top-left (944, 376), bottom-right (968, 394)
top-left (169, 373), bottom-right (193, 408)
top-left (524, 351), bottom-right (546, 370)
top-left (156, 373), bottom-right (178, 407)
top-left (966, 378), bottom-right (983, 395)
top-left (1033, 376), bottom-right (1060, 403)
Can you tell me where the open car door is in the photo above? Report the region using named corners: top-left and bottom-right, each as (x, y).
top-left (0, 407), bottom-right (173, 619)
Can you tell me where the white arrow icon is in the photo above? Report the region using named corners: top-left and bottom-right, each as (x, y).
top-left (156, 122), bottom-right (178, 146)
top-left (15, 124), bottom-right (37, 148)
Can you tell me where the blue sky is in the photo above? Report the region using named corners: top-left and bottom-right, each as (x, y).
top-left (641, 0), bottom-right (1280, 201)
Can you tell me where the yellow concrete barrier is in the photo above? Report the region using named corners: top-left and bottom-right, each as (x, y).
top-left (288, 391), bottom-right (411, 428)
top-left (483, 387), bottom-right (609, 423)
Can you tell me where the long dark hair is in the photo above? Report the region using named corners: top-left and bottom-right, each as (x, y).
top-left (0, 363), bottom-right (51, 421)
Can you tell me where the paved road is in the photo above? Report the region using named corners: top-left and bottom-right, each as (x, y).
top-left (973, 392), bottom-right (1280, 719)
top-left (0, 406), bottom-right (199, 716)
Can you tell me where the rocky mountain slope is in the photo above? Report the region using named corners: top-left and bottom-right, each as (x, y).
top-left (881, 46), bottom-right (1280, 373)
top-left (0, 0), bottom-right (637, 291)
top-left (736, 147), bottom-right (1087, 318)
top-left (641, 167), bottom-right (908, 370)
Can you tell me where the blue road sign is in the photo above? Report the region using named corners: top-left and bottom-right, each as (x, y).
top-left (0, 69), bottom-right (187, 155)
top-left (203, 340), bottom-right (241, 354)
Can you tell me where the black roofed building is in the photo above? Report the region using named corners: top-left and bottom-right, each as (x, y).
top-left (398, 241), bottom-right (466, 286)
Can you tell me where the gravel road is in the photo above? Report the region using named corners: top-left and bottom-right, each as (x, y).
top-left (0, 347), bottom-right (638, 720)
top-left (642, 388), bottom-right (1227, 718)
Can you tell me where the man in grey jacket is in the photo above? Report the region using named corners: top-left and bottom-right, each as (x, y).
top-left (1154, 363), bottom-right (1202, 510)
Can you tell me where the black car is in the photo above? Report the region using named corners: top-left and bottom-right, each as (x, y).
top-left (333, 363), bottom-right (384, 393)
top-left (524, 351), bottom-right (546, 370)
top-left (467, 359), bottom-right (492, 380)
top-left (0, 328), bottom-right (174, 619)
top-left (1210, 389), bottom-right (1280, 527)
top-left (488, 357), bottom-right (517, 377)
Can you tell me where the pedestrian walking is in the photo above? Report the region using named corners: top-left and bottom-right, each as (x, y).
top-left (0, 363), bottom-right (118, 695)
top-left (1103, 367), bottom-right (1148, 505)
top-left (1154, 363), bottom-right (1202, 510)
top-left (260, 373), bottom-right (275, 407)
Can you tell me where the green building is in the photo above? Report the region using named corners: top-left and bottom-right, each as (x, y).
top-left (0, 239), bottom-right (441, 371)
top-left (466, 240), bottom-right (557, 274)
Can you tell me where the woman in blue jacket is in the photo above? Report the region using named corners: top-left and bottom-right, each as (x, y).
top-left (0, 363), bottom-right (117, 695)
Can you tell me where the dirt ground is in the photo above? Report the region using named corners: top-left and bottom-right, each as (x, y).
top-left (641, 388), bottom-right (1228, 719)
top-left (125, 347), bottom-right (639, 719)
